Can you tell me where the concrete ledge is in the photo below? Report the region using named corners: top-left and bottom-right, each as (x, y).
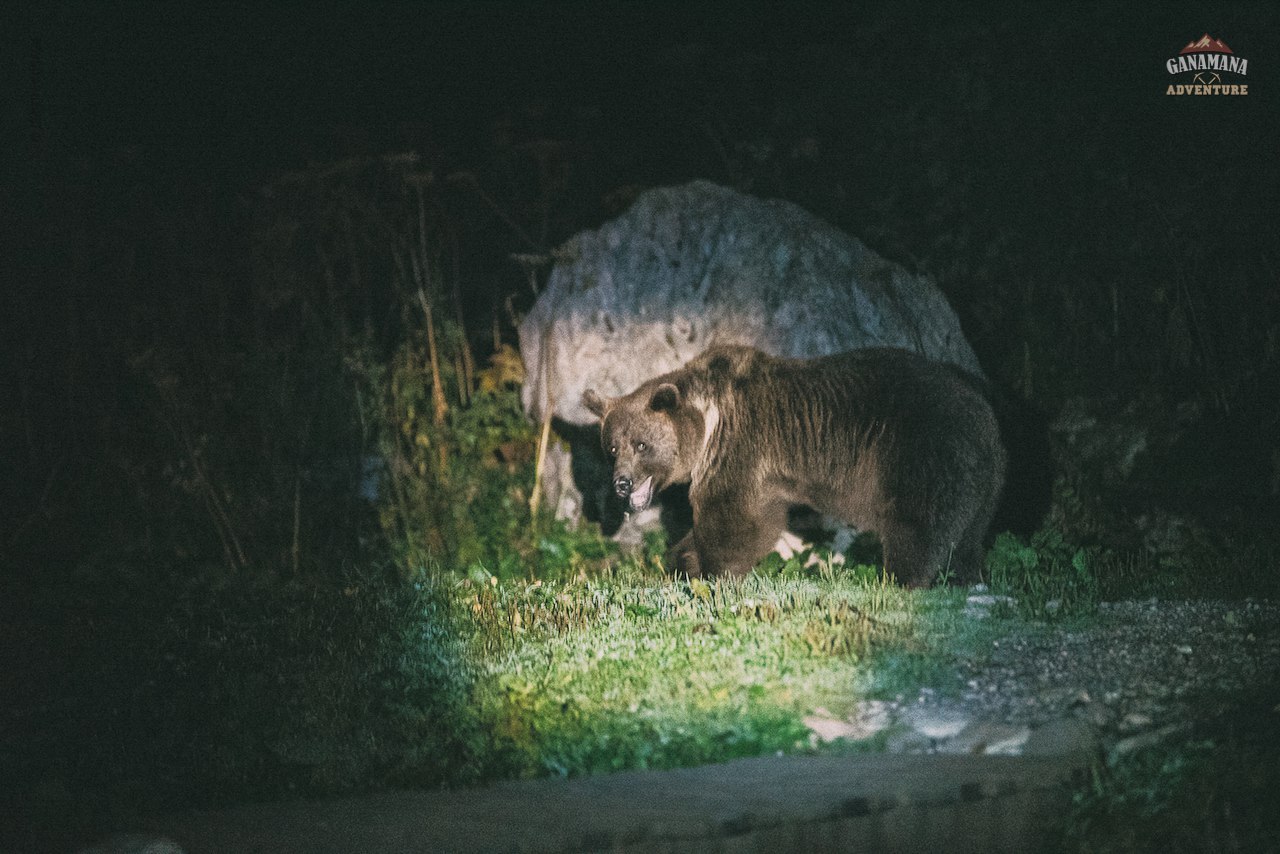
top-left (130, 750), bottom-right (1092, 853)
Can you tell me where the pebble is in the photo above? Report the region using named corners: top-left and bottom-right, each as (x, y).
top-left (1121, 712), bottom-right (1153, 730)
top-left (1108, 723), bottom-right (1191, 764)
top-left (941, 721), bottom-right (1032, 756)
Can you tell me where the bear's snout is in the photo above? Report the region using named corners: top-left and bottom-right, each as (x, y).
top-left (613, 475), bottom-right (633, 499)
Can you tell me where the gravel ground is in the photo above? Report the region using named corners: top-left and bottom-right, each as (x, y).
top-left (809, 597), bottom-right (1280, 759)
top-left (957, 599), bottom-right (1280, 729)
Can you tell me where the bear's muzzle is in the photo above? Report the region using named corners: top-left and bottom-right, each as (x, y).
top-left (613, 475), bottom-right (633, 499)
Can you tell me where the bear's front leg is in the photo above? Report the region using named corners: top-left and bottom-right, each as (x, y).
top-left (686, 495), bottom-right (789, 578)
top-left (666, 532), bottom-right (705, 579)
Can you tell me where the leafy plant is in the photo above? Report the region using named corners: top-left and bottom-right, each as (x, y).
top-left (985, 528), bottom-right (1100, 618)
top-left (351, 312), bottom-right (548, 577)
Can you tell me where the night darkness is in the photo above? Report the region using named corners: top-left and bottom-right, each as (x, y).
top-left (3, 2), bottom-right (1279, 851)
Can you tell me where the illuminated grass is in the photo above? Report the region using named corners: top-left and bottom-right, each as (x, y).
top-left (452, 558), bottom-right (959, 778)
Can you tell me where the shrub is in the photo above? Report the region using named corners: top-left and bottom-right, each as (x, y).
top-left (985, 528), bottom-right (1100, 618)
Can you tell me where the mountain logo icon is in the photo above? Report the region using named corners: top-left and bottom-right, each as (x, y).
top-left (1180, 34), bottom-right (1233, 55)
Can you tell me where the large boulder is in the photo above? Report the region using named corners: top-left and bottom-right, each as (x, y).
top-left (519, 180), bottom-right (982, 534)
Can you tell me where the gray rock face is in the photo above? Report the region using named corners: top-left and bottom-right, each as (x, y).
top-left (518, 180), bottom-right (982, 528)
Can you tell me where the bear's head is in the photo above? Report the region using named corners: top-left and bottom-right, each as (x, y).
top-left (582, 382), bottom-right (699, 513)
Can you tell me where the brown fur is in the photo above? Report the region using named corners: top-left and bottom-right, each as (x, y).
top-left (583, 345), bottom-right (1007, 587)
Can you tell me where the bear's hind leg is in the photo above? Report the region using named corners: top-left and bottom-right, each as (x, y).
top-left (949, 470), bottom-right (1003, 583)
top-left (949, 524), bottom-right (988, 584)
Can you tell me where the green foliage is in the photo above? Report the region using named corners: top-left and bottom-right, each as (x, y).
top-left (986, 528), bottom-right (1100, 619)
top-left (346, 271), bottom-right (623, 584)
top-left (1060, 695), bottom-right (1280, 851)
top-left (357, 325), bottom-right (538, 574)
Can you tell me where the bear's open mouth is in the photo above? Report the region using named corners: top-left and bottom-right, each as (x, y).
top-left (628, 476), bottom-right (655, 512)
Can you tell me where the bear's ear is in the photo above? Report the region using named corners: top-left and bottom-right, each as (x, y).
top-left (582, 388), bottom-right (610, 420)
top-left (649, 383), bottom-right (681, 413)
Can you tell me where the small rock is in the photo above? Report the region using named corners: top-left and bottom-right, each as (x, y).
top-left (1083, 704), bottom-right (1116, 729)
top-left (943, 721), bottom-right (1032, 756)
top-left (965, 593), bottom-right (1016, 619)
top-left (803, 713), bottom-right (859, 744)
top-left (804, 701), bottom-right (895, 743)
top-left (848, 700), bottom-right (895, 739)
top-left (901, 705), bottom-right (970, 741)
top-left (967, 594), bottom-right (1015, 607)
top-left (1108, 723), bottom-right (1191, 764)
top-left (1121, 712), bottom-right (1153, 731)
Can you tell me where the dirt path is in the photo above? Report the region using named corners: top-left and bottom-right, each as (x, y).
top-left (98, 751), bottom-right (1092, 854)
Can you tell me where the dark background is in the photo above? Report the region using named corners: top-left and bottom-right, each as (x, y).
top-left (7, 1), bottom-right (1277, 562)
top-left (2, 2), bottom-right (1278, 847)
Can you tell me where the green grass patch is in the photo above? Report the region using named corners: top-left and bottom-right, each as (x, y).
top-left (456, 554), bottom-right (930, 778)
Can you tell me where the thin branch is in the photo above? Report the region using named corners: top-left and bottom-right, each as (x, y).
top-left (449, 224), bottom-right (475, 404)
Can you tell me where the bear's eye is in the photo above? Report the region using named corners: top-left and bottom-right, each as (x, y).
top-left (608, 445), bottom-right (617, 457)
top-left (636, 441), bottom-right (647, 452)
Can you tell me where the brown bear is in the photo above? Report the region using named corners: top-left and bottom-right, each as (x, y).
top-left (583, 345), bottom-right (1007, 587)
